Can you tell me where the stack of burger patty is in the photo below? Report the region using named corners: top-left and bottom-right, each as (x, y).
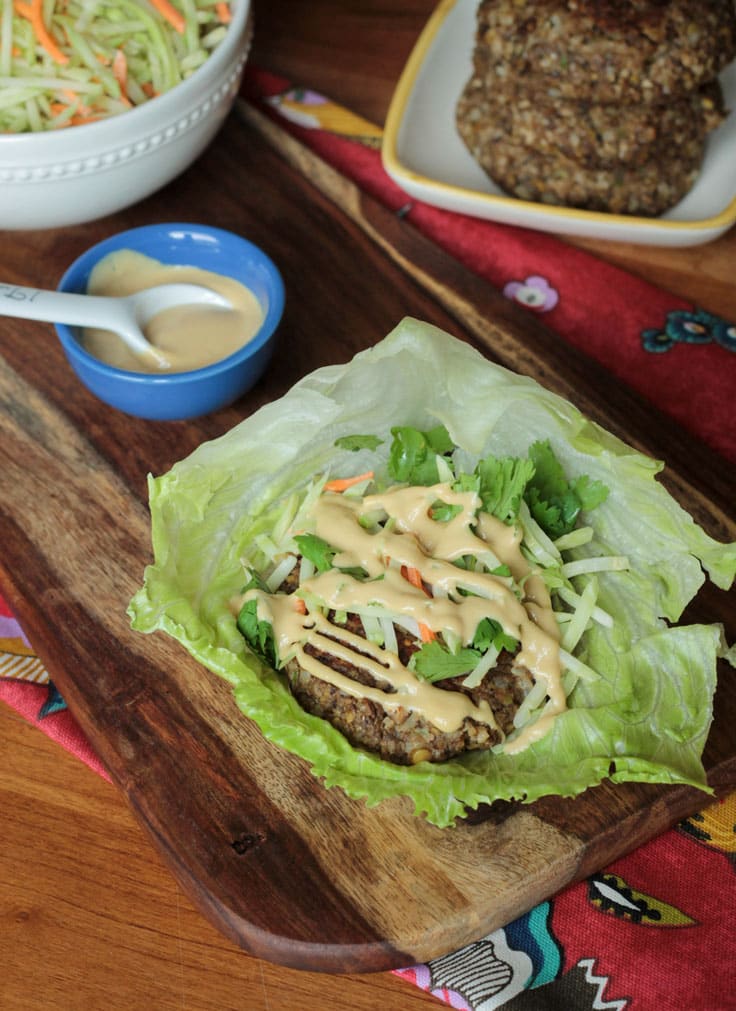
top-left (456, 0), bottom-right (736, 216)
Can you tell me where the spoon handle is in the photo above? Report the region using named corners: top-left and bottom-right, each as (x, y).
top-left (0, 282), bottom-right (127, 329)
top-left (0, 281), bottom-right (166, 365)
top-left (1, 280), bottom-right (230, 368)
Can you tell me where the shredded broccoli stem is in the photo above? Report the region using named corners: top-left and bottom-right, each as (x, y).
top-left (1, 0), bottom-right (14, 77)
top-left (0, 0), bottom-right (231, 132)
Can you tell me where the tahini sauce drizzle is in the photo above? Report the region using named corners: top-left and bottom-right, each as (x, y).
top-left (238, 482), bottom-right (566, 752)
top-left (82, 249), bottom-right (264, 374)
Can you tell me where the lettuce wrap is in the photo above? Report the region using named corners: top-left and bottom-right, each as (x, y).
top-left (128, 318), bottom-right (736, 828)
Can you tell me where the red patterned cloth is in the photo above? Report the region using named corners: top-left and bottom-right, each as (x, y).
top-left (240, 68), bottom-right (736, 466)
top-left (397, 809), bottom-right (736, 1009)
top-left (0, 595), bottom-right (109, 781)
top-left (2, 65), bottom-right (735, 1011)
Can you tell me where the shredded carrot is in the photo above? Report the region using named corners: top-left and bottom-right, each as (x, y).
top-left (293, 597), bottom-right (307, 614)
top-left (401, 566), bottom-right (436, 640)
top-left (112, 49), bottom-right (132, 106)
top-left (418, 622), bottom-right (436, 643)
top-left (401, 565), bottom-right (426, 593)
top-left (48, 91), bottom-right (93, 121)
top-left (16, 0), bottom-right (69, 65)
top-left (141, 82), bottom-right (157, 97)
top-left (112, 50), bottom-right (126, 83)
top-left (49, 105), bottom-right (98, 125)
top-left (147, 0), bottom-right (185, 34)
top-left (60, 89), bottom-right (90, 114)
top-left (67, 113), bottom-right (100, 125)
top-left (323, 471), bottom-right (374, 493)
top-left (215, 1), bottom-right (231, 22)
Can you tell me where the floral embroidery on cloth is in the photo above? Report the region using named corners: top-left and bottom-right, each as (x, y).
top-left (641, 308), bottom-right (736, 354)
top-left (502, 275), bottom-right (559, 313)
top-left (395, 800), bottom-right (736, 1010)
top-left (7, 574), bottom-right (736, 1008)
top-left (399, 928), bottom-right (535, 1009)
top-left (241, 67), bottom-right (736, 465)
top-left (396, 900), bottom-right (631, 1010)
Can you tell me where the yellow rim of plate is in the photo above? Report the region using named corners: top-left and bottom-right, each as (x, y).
top-left (382, 0), bottom-right (736, 235)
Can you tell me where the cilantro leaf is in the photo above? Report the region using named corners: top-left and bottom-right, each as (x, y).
top-left (293, 533), bottom-right (336, 572)
top-left (430, 499), bottom-right (463, 522)
top-left (237, 599), bottom-right (276, 666)
top-left (525, 485), bottom-right (580, 539)
top-left (294, 533), bottom-right (368, 580)
top-left (474, 454), bottom-right (535, 525)
top-left (410, 640), bottom-right (481, 682)
top-left (453, 472), bottom-right (480, 495)
top-left (388, 425), bottom-right (454, 485)
top-left (472, 618), bottom-right (518, 654)
top-left (410, 621), bottom-right (517, 684)
top-left (524, 440), bottom-right (608, 538)
top-left (338, 566), bottom-right (370, 580)
top-left (334, 434), bottom-right (384, 453)
top-left (424, 425), bottom-right (455, 455)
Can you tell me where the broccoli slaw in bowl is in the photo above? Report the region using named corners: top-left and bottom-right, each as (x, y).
top-left (129, 319), bottom-right (736, 828)
top-left (0, 0), bottom-right (252, 227)
top-left (2, 0), bottom-right (234, 131)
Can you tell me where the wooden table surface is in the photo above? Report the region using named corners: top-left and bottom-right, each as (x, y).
top-left (2, 3), bottom-right (735, 1010)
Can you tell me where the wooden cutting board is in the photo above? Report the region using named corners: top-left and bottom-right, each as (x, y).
top-left (1, 107), bottom-right (734, 975)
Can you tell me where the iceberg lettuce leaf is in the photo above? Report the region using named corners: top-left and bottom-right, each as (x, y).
top-left (128, 319), bottom-right (736, 827)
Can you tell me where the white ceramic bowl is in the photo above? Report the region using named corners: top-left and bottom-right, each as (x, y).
top-left (0, 0), bottom-right (252, 230)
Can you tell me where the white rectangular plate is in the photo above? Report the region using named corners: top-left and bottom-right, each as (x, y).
top-left (381, 0), bottom-right (736, 247)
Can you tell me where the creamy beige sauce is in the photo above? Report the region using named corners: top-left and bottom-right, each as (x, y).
top-left (82, 249), bottom-right (264, 374)
top-left (237, 481), bottom-right (566, 751)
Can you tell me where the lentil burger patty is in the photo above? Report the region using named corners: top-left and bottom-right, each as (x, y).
top-left (285, 610), bottom-right (533, 765)
top-left (474, 0), bottom-right (736, 105)
top-left (457, 106), bottom-right (704, 214)
top-left (456, 76), bottom-right (725, 169)
top-left (271, 542), bottom-right (537, 766)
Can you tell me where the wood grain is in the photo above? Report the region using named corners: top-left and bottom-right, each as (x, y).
top-left (2, 107), bottom-right (735, 976)
top-left (0, 708), bottom-right (440, 1010)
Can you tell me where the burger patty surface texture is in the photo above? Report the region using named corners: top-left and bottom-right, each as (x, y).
top-left (285, 609), bottom-right (533, 765)
top-left (235, 474), bottom-right (567, 767)
top-left (457, 76), bottom-right (725, 169)
top-left (456, 99), bottom-right (704, 214)
top-left (474, 0), bottom-right (736, 105)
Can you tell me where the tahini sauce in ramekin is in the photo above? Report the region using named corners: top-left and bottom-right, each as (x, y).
top-left (82, 249), bottom-right (264, 373)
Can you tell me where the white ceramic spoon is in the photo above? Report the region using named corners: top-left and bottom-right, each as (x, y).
top-left (0, 281), bottom-right (231, 369)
